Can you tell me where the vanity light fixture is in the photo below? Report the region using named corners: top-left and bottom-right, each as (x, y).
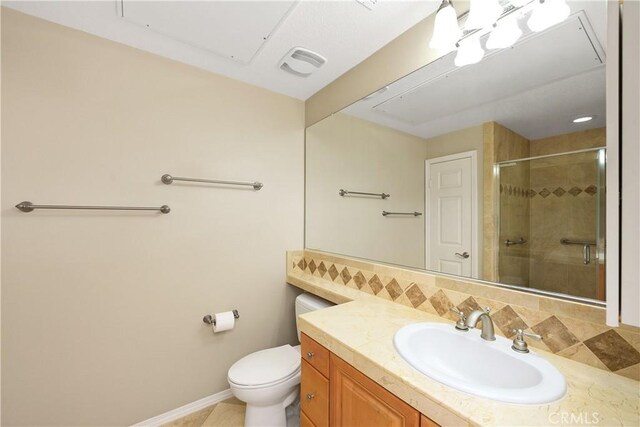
top-left (528, 0), bottom-right (570, 32)
top-left (430, 0), bottom-right (570, 68)
top-left (572, 116), bottom-right (594, 123)
top-left (486, 17), bottom-right (523, 49)
top-left (429, 0), bottom-right (462, 51)
top-left (465, 0), bottom-right (503, 30)
top-left (454, 37), bottom-right (485, 67)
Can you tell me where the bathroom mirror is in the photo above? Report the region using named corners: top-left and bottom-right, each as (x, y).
top-left (305, 1), bottom-right (608, 303)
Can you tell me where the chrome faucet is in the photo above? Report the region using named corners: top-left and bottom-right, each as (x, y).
top-left (465, 307), bottom-right (496, 341)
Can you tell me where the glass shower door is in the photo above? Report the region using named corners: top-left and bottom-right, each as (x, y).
top-left (497, 149), bottom-right (605, 301)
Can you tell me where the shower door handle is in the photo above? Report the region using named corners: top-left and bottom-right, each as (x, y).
top-left (455, 252), bottom-right (470, 259)
top-left (583, 244), bottom-right (591, 265)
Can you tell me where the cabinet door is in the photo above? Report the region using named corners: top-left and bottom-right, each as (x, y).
top-left (330, 354), bottom-right (420, 427)
top-left (301, 410), bottom-right (315, 427)
top-left (421, 414), bottom-right (440, 427)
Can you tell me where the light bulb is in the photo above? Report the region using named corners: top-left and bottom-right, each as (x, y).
top-left (465, 0), bottom-right (503, 30)
top-left (528, 0), bottom-right (570, 32)
top-left (455, 38), bottom-right (485, 67)
top-left (486, 18), bottom-right (523, 49)
top-left (429, 0), bottom-right (462, 51)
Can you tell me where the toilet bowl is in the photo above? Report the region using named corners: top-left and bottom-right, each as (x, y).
top-left (228, 293), bottom-right (333, 427)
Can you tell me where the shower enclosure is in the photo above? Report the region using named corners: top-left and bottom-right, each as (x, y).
top-left (496, 148), bottom-right (606, 301)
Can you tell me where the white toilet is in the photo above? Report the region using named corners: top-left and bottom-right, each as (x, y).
top-left (228, 293), bottom-right (334, 427)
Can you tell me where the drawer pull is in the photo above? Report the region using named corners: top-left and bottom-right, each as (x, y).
top-left (306, 351), bottom-right (314, 359)
top-left (306, 393), bottom-right (315, 400)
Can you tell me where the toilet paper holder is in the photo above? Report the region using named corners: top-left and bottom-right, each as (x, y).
top-left (203, 310), bottom-right (240, 326)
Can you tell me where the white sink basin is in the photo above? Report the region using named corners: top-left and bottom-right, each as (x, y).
top-left (394, 322), bottom-right (566, 404)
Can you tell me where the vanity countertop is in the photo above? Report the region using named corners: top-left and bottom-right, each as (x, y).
top-left (289, 274), bottom-right (640, 426)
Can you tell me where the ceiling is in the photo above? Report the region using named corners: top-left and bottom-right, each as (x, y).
top-left (342, 1), bottom-right (608, 141)
top-left (2, 0), bottom-right (441, 100)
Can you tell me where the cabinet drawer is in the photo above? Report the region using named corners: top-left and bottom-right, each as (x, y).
top-left (301, 333), bottom-right (330, 378)
top-left (301, 359), bottom-right (329, 427)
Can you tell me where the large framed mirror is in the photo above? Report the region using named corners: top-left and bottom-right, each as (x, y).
top-left (305, 0), bottom-right (609, 305)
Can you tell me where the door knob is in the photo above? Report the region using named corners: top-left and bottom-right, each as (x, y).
top-left (455, 252), bottom-right (470, 259)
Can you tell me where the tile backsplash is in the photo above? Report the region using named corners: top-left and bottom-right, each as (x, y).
top-left (288, 250), bottom-right (640, 381)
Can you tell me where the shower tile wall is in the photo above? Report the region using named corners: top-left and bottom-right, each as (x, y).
top-left (530, 128), bottom-right (606, 157)
top-left (483, 122), bottom-right (530, 282)
top-left (499, 162), bottom-right (530, 286)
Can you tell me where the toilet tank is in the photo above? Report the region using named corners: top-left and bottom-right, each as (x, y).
top-left (295, 293), bottom-right (334, 342)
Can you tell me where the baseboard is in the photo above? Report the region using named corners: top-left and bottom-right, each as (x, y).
top-left (131, 388), bottom-right (234, 427)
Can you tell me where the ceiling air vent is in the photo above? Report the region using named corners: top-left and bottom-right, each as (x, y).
top-left (279, 47), bottom-right (327, 78)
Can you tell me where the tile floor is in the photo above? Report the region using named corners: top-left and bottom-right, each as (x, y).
top-left (162, 398), bottom-right (245, 427)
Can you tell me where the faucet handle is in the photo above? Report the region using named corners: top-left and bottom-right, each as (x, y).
top-left (449, 307), bottom-right (469, 331)
top-left (511, 329), bottom-right (542, 353)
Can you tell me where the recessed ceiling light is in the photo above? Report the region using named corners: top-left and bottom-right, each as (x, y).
top-left (572, 116), bottom-right (594, 123)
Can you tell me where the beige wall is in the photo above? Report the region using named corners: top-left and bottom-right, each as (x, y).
top-left (1, 9), bottom-right (304, 426)
top-left (304, 2), bottom-right (470, 127)
top-left (306, 113), bottom-right (427, 269)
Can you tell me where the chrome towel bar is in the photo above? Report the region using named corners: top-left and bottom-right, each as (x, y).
top-left (505, 237), bottom-right (527, 247)
top-left (560, 238), bottom-right (596, 246)
top-left (15, 201), bottom-right (170, 214)
top-left (560, 238), bottom-right (596, 265)
top-left (382, 211), bottom-right (422, 217)
top-left (162, 174), bottom-right (263, 190)
top-left (339, 189), bottom-right (389, 199)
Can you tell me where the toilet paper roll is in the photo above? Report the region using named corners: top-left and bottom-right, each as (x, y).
top-left (212, 311), bottom-right (235, 333)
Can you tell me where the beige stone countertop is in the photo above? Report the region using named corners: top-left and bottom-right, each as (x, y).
top-left (289, 275), bottom-right (640, 426)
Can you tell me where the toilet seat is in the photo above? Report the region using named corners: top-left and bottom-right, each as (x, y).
top-left (228, 344), bottom-right (301, 388)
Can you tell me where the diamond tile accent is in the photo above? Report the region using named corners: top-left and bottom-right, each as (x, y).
top-left (529, 189), bottom-right (537, 198)
top-left (340, 267), bottom-right (352, 285)
top-left (492, 305), bottom-right (529, 338)
top-left (353, 271), bottom-right (366, 289)
top-left (429, 289), bottom-right (454, 316)
top-left (385, 279), bottom-right (403, 301)
top-left (569, 186), bottom-right (583, 196)
top-left (328, 264), bottom-right (339, 281)
top-left (289, 254), bottom-right (640, 377)
top-left (368, 274), bottom-right (384, 295)
top-left (308, 260), bottom-right (317, 274)
top-left (456, 296), bottom-right (481, 316)
top-left (584, 185), bottom-right (598, 196)
top-left (553, 187), bottom-right (566, 197)
top-left (583, 330), bottom-right (640, 371)
top-left (539, 188), bottom-right (551, 198)
top-left (405, 283), bottom-right (427, 308)
top-left (317, 261), bottom-right (327, 278)
top-left (531, 316), bottom-right (580, 353)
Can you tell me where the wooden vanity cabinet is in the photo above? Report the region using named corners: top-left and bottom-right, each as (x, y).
top-left (300, 333), bottom-right (440, 427)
